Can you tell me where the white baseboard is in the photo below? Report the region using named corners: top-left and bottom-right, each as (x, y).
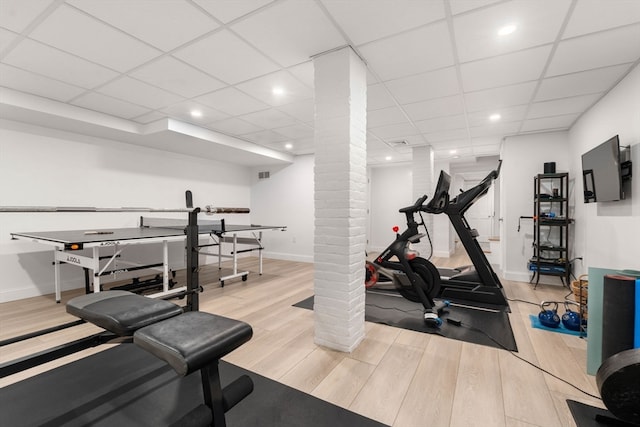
top-left (262, 251), bottom-right (313, 263)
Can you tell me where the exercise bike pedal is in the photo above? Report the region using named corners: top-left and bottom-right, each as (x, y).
top-left (434, 300), bottom-right (450, 316)
top-left (423, 311), bottom-right (443, 327)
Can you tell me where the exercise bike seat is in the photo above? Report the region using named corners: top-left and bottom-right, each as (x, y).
top-left (67, 290), bottom-right (183, 336)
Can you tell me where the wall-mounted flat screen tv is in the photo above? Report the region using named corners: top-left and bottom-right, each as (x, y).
top-left (581, 135), bottom-right (623, 203)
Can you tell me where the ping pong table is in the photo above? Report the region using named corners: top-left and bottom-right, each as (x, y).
top-left (11, 218), bottom-right (286, 302)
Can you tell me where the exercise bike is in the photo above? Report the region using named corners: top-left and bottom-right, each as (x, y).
top-left (365, 194), bottom-right (449, 326)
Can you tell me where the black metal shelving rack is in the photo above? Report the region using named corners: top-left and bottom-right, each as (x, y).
top-left (530, 172), bottom-right (572, 288)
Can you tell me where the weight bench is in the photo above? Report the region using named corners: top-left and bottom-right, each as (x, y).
top-left (67, 290), bottom-right (254, 427)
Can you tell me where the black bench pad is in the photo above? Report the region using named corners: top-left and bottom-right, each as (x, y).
top-left (67, 290), bottom-right (183, 336)
top-left (134, 312), bottom-right (253, 376)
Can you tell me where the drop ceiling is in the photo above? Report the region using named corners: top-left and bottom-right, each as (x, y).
top-left (1, 0), bottom-right (638, 167)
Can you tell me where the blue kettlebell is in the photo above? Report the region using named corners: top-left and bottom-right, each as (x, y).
top-left (539, 301), bottom-right (560, 328)
top-left (562, 301), bottom-right (582, 331)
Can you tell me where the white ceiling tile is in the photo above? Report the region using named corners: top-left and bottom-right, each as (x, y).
top-left (2, 38), bottom-right (119, 88)
top-left (359, 21), bottom-right (454, 81)
top-left (415, 114), bottom-right (468, 133)
top-left (520, 113), bottom-right (579, 132)
top-left (277, 99), bottom-right (315, 123)
top-left (366, 136), bottom-right (392, 154)
top-left (369, 122), bottom-right (420, 140)
top-left (564, 0), bottom-right (640, 38)
top-left (241, 129), bottom-right (289, 144)
top-left (546, 24), bottom-right (640, 76)
top-left (368, 106), bottom-right (409, 128)
top-left (272, 123), bottom-right (314, 139)
top-left (193, 0), bottom-right (274, 24)
top-left (469, 121), bottom-right (520, 138)
top-left (238, 108), bottom-right (298, 129)
top-left (67, 0), bottom-right (218, 51)
top-left (367, 83), bottom-right (397, 111)
top-left (473, 144), bottom-right (501, 155)
top-left (29, 4), bottom-right (161, 72)
top-left (401, 135), bottom-right (430, 147)
top-left (321, 0), bottom-right (445, 45)
top-left (208, 117), bottom-right (263, 135)
top-left (129, 56), bottom-right (225, 98)
top-left (0, 27), bottom-right (18, 53)
top-left (0, 63), bottom-right (85, 102)
top-left (97, 76), bottom-right (183, 110)
top-left (230, 0), bottom-right (346, 67)
top-left (449, 0), bottom-right (501, 16)
top-left (132, 111), bottom-right (166, 124)
top-left (464, 81), bottom-right (537, 112)
top-left (467, 105), bottom-right (528, 127)
top-left (287, 137), bottom-right (314, 155)
top-left (235, 70), bottom-right (313, 107)
top-left (403, 95), bottom-right (465, 121)
top-left (194, 87), bottom-right (268, 116)
top-left (173, 29), bottom-right (278, 84)
top-left (424, 128), bottom-right (469, 142)
top-left (535, 64), bottom-right (631, 101)
top-left (161, 101), bottom-right (230, 124)
top-left (460, 45), bottom-right (552, 92)
top-left (0, 0), bottom-right (53, 33)
top-left (527, 93), bottom-right (602, 119)
top-left (71, 92), bottom-right (151, 119)
top-left (287, 61), bottom-right (314, 87)
top-left (384, 67), bottom-right (460, 104)
top-left (454, 0), bottom-right (571, 62)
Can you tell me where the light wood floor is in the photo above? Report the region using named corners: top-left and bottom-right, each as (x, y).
top-left (0, 250), bottom-right (603, 426)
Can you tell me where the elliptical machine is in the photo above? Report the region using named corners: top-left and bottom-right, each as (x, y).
top-left (365, 194), bottom-right (449, 326)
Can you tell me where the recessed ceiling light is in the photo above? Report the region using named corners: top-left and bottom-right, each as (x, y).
top-left (489, 113), bottom-right (502, 122)
top-left (272, 86), bottom-right (285, 96)
top-left (498, 24), bottom-right (517, 36)
top-left (449, 149), bottom-right (457, 154)
top-left (190, 110), bottom-right (202, 118)
top-left (285, 143), bottom-right (293, 149)
top-left (385, 156), bottom-right (392, 161)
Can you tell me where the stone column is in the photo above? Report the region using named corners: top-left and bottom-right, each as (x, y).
top-left (312, 46), bottom-right (367, 352)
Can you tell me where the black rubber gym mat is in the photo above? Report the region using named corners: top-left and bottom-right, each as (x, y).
top-left (0, 344), bottom-right (389, 427)
top-left (566, 399), bottom-right (629, 427)
top-left (294, 290), bottom-right (518, 352)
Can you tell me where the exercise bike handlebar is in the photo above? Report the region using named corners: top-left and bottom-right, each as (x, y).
top-left (399, 194), bottom-right (429, 214)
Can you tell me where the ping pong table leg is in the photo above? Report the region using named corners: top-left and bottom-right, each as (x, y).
top-left (232, 234), bottom-right (237, 276)
top-left (163, 240), bottom-right (169, 293)
top-left (54, 248), bottom-right (61, 303)
top-left (258, 232), bottom-right (263, 275)
top-left (92, 247), bottom-right (101, 293)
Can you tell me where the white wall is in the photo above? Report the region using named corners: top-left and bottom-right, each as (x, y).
top-left (368, 165), bottom-right (413, 252)
top-left (249, 155), bottom-right (314, 262)
top-left (500, 131), bottom-right (571, 284)
top-left (0, 119), bottom-right (252, 302)
top-left (568, 64), bottom-right (640, 274)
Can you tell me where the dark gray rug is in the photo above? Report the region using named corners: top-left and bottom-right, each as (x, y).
top-left (0, 344), bottom-right (389, 427)
top-left (567, 399), bottom-right (636, 427)
top-left (294, 290), bottom-right (517, 351)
